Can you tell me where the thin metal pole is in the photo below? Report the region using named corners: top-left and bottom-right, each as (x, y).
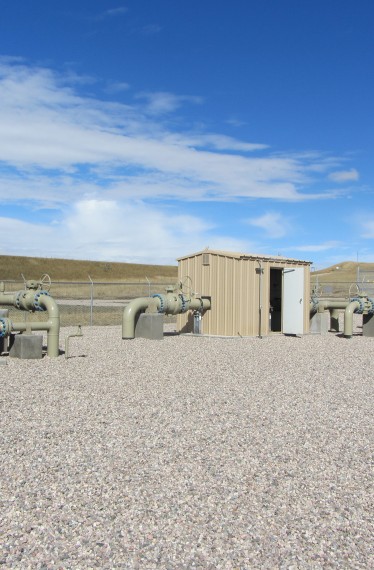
top-left (145, 276), bottom-right (151, 298)
top-left (88, 275), bottom-right (94, 326)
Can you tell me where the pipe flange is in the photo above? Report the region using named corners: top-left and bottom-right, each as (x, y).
top-left (351, 297), bottom-right (365, 314)
top-left (152, 294), bottom-right (164, 313)
top-left (0, 318), bottom-right (11, 338)
top-left (195, 298), bottom-right (204, 314)
top-left (33, 290), bottom-right (50, 311)
top-left (310, 296), bottom-right (319, 313)
top-left (15, 291), bottom-right (23, 310)
top-left (367, 297), bottom-right (374, 315)
top-left (178, 293), bottom-right (188, 313)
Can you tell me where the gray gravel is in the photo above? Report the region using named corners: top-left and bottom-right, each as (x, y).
top-left (1, 318), bottom-right (373, 569)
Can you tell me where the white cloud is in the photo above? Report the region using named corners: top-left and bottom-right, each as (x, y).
top-left (225, 117), bottom-right (247, 127)
top-left (164, 133), bottom-right (267, 152)
top-left (0, 200), bottom-right (253, 264)
top-left (246, 212), bottom-right (289, 238)
top-left (0, 59), bottom-right (362, 263)
top-left (291, 241), bottom-right (340, 252)
top-left (328, 169), bottom-right (359, 182)
top-left (0, 59), bottom-right (347, 206)
top-left (98, 7), bottom-right (128, 18)
top-left (135, 91), bottom-right (203, 115)
top-left (105, 81), bottom-right (130, 94)
top-left (361, 219), bottom-right (374, 238)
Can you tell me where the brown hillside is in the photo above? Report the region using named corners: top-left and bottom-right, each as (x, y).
top-left (0, 255), bottom-right (178, 282)
top-left (312, 261), bottom-right (374, 284)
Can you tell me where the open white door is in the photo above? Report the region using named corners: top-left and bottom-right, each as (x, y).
top-left (282, 268), bottom-right (304, 335)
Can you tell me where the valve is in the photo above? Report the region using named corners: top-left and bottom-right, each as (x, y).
top-left (25, 274), bottom-right (52, 292)
top-left (33, 290), bottom-right (50, 311)
top-left (351, 296), bottom-right (374, 315)
top-left (39, 274), bottom-right (52, 291)
top-left (0, 318), bottom-right (12, 338)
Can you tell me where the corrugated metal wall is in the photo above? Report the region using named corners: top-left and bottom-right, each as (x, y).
top-left (177, 251), bottom-right (311, 337)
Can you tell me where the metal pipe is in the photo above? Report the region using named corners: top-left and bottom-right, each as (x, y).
top-left (122, 297), bottom-right (154, 339)
top-left (0, 290), bottom-right (60, 357)
top-left (316, 300), bottom-right (350, 313)
top-left (310, 297), bottom-right (374, 338)
top-left (343, 301), bottom-right (360, 338)
top-left (38, 294), bottom-right (60, 357)
top-left (65, 325), bottom-right (83, 359)
top-left (257, 260), bottom-right (263, 338)
top-left (88, 275), bottom-right (94, 327)
top-left (329, 308), bottom-right (340, 332)
top-left (122, 291), bottom-right (211, 339)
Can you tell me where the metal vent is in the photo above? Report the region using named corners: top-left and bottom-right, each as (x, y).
top-left (202, 253), bottom-right (210, 266)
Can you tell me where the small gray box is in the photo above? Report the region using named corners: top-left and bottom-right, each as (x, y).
top-left (9, 334), bottom-right (43, 359)
top-left (309, 312), bottom-right (330, 334)
top-left (363, 314), bottom-right (374, 337)
top-left (135, 313), bottom-right (164, 340)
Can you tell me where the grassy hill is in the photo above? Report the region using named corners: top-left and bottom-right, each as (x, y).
top-left (0, 255), bottom-right (178, 282)
top-left (312, 261), bottom-right (374, 283)
top-left (1, 255), bottom-right (373, 285)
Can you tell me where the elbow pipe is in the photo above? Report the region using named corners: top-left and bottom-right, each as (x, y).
top-left (310, 299), bottom-right (358, 336)
top-left (0, 290), bottom-right (60, 357)
top-left (311, 297), bottom-right (374, 338)
top-left (310, 300), bottom-right (349, 320)
top-left (37, 294), bottom-right (60, 357)
top-left (122, 294), bottom-right (211, 339)
top-left (314, 300), bottom-right (350, 313)
top-left (122, 297), bottom-right (155, 339)
top-left (343, 301), bottom-right (360, 338)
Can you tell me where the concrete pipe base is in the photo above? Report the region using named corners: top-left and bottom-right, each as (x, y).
top-left (135, 313), bottom-right (164, 340)
top-left (363, 314), bottom-right (374, 337)
top-left (10, 334), bottom-right (43, 359)
top-left (309, 312), bottom-right (330, 334)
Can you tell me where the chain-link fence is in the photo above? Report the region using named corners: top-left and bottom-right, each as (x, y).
top-left (3, 269), bottom-right (374, 327)
top-left (356, 269), bottom-right (374, 296)
top-left (311, 267), bottom-right (374, 299)
top-left (1, 280), bottom-right (175, 327)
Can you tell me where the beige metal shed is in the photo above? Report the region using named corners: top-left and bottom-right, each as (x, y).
top-left (177, 249), bottom-right (312, 337)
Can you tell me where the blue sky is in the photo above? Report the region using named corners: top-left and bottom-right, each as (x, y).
top-left (0, 0), bottom-right (373, 267)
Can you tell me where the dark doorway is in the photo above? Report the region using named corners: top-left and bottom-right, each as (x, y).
top-left (270, 268), bottom-right (282, 332)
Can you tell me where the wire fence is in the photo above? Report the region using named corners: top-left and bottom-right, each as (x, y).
top-left (2, 269), bottom-right (374, 327)
top-left (311, 269), bottom-right (374, 299)
top-left (1, 280), bottom-right (175, 327)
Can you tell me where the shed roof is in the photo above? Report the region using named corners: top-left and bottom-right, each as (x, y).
top-left (177, 249), bottom-right (312, 265)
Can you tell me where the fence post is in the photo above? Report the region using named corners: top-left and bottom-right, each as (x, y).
top-left (145, 276), bottom-right (151, 298)
top-left (88, 275), bottom-right (94, 326)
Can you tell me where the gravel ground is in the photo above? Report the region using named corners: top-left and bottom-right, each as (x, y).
top-left (0, 318), bottom-right (373, 569)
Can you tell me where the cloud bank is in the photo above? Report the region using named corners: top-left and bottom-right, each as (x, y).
top-left (0, 59), bottom-right (362, 263)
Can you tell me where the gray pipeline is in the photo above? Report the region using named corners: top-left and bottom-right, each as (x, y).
top-left (0, 290), bottom-right (60, 357)
top-left (122, 293), bottom-right (211, 339)
top-left (310, 297), bottom-right (374, 338)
